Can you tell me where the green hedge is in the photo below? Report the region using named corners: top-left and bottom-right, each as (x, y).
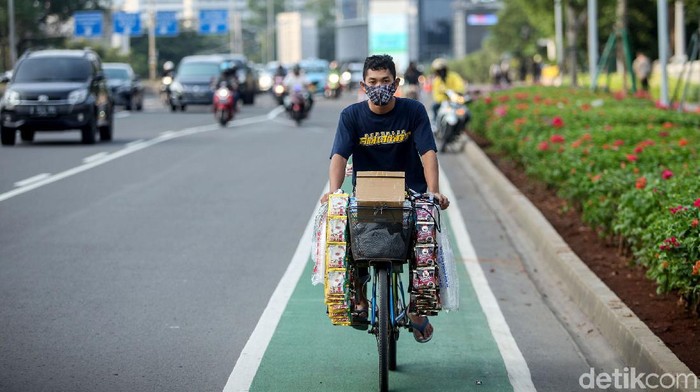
top-left (470, 86), bottom-right (700, 313)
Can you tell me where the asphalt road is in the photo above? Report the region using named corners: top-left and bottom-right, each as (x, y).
top-left (0, 91), bottom-right (629, 391)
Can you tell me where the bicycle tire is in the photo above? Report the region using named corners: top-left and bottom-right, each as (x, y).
top-left (389, 272), bottom-right (398, 371)
top-left (376, 267), bottom-right (390, 392)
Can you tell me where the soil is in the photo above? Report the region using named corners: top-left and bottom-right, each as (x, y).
top-left (467, 131), bottom-right (700, 375)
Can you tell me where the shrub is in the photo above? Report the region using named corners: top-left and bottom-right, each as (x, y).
top-left (470, 86), bottom-right (700, 313)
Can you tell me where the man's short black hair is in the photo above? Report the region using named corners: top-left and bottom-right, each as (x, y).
top-left (363, 54), bottom-right (396, 80)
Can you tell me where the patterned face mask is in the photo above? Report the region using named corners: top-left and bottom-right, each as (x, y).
top-left (363, 82), bottom-right (397, 106)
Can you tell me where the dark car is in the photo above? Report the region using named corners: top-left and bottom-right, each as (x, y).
top-left (236, 61), bottom-right (258, 105)
top-left (168, 54), bottom-right (256, 111)
top-left (103, 62), bottom-right (144, 111)
top-left (0, 49), bottom-right (114, 145)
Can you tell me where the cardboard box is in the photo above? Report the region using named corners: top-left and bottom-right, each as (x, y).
top-left (355, 171), bottom-right (405, 206)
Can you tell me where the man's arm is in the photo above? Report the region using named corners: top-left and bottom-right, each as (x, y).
top-left (420, 150), bottom-right (450, 209)
top-left (321, 154), bottom-right (348, 203)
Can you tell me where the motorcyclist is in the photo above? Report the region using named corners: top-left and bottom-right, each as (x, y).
top-left (403, 61), bottom-right (423, 99)
top-left (274, 64), bottom-right (287, 78)
top-left (214, 61), bottom-right (240, 110)
top-left (283, 64), bottom-right (313, 112)
top-left (430, 58), bottom-right (465, 123)
top-left (162, 61), bottom-right (175, 78)
top-left (160, 61), bottom-right (175, 103)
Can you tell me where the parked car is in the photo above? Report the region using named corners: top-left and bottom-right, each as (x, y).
top-left (103, 62), bottom-right (144, 111)
top-left (0, 49), bottom-right (114, 145)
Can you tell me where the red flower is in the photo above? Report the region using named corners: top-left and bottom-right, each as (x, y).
top-left (581, 103), bottom-right (591, 111)
top-left (537, 141), bottom-right (549, 151)
top-left (679, 138), bottom-right (688, 147)
top-left (655, 100), bottom-right (670, 109)
top-left (662, 121), bottom-right (674, 129)
top-left (484, 96), bottom-right (493, 104)
top-left (514, 118), bottom-right (527, 127)
top-left (626, 154), bottom-right (638, 162)
top-left (661, 169), bottom-right (674, 180)
top-left (550, 134), bottom-right (565, 143)
top-left (692, 219), bottom-right (699, 228)
top-left (658, 131), bottom-right (670, 137)
top-left (613, 139), bottom-right (625, 147)
top-left (669, 205), bottom-right (686, 215)
top-left (694, 198), bottom-right (700, 208)
top-left (659, 236), bottom-right (681, 250)
top-left (635, 177), bottom-right (647, 189)
top-left (494, 105), bottom-right (508, 117)
top-left (551, 116), bottom-right (564, 128)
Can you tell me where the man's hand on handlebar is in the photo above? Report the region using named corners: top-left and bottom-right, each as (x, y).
top-left (431, 192), bottom-right (450, 210)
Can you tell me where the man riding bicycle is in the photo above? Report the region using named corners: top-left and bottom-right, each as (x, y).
top-left (321, 54), bottom-right (450, 343)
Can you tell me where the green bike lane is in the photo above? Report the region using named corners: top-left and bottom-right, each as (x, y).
top-left (226, 175), bottom-right (534, 391)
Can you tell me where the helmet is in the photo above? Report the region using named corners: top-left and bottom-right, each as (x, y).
top-left (431, 58), bottom-right (448, 71)
top-left (219, 60), bottom-right (234, 73)
top-left (293, 64), bottom-right (301, 73)
top-left (163, 61), bottom-right (174, 72)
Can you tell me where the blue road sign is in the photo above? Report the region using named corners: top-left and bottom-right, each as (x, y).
top-left (199, 9), bottom-right (228, 35)
top-left (74, 11), bottom-right (104, 39)
top-left (156, 11), bottom-right (179, 37)
top-left (113, 12), bottom-right (142, 35)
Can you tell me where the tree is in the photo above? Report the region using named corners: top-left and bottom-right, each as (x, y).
top-left (246, 0), bottom-right (285, 63)
top-left (0, 0), bottom-right (110, 70)
top-left (305, 0), bottom-right (336, 61)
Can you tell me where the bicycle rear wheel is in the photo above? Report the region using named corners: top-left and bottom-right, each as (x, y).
top-left (389, 272), bottom-right (398, 371)
top-left (376, 267), bottom-right (390, 392)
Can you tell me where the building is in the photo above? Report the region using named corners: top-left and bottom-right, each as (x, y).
top-left (335, 0), bottom-right (502, 64)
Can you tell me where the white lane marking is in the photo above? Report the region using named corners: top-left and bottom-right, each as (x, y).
top-left (115, 111), bottom-right (130, 119)
top-left (14, 173), bottom-right (51, 187)
top-left (0, 110), bottom-right (285, 203)
top-left (222, 185), bottom-right (328, 392)
top-left (440, 169), bottom-right (537, 392)
top-left (126, 139), bottom-right (145, 148)
top-left (266, 106), bottom-right (286, 119)
top-left (83, 152), bottom-right (108, 163)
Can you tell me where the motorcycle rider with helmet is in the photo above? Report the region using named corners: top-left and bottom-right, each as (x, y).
top-left (213, 61), bottom-right (240, 111)
top-left (283, 64), bottom-right (314, 112)
top-left (430, 58), bottom-right (465, 124)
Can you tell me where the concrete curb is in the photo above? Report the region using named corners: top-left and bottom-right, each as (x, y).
top-left (460, 140), bottom-right (698, 391)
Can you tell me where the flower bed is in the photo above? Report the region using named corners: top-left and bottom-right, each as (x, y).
top-left (470, 87), bottom-right (700, 314)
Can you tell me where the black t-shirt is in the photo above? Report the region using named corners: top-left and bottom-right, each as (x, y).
top-left (330, 97), bottom-right (437, 193)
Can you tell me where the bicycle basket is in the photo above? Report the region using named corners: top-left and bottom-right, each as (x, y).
top-left (348, 204), bottom-right (415, 261)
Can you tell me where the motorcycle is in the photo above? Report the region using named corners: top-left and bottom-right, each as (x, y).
top-left (324, 72), bottom-right (341, 99)
top-left (434, 89), bottom-right (471, 152)
top-left (284, 86), bottom-right (311, 126)
top-left (271, 75), bottom-right (287, 105)
top-left (213, 81), bottom-right (236, 127)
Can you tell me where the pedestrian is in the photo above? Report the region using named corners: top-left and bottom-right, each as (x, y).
top-left (633, 52), bottom-right (651, 91)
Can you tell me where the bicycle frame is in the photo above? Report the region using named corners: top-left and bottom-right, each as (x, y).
top-left (369, 261), bottom-right (408, 330)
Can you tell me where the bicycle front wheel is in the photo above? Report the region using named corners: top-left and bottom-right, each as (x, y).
top-left (376, 266), bottom-right (390, 392)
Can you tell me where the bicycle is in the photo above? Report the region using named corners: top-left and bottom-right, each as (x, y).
top-left (347, 191), bottom-right (441, 392)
